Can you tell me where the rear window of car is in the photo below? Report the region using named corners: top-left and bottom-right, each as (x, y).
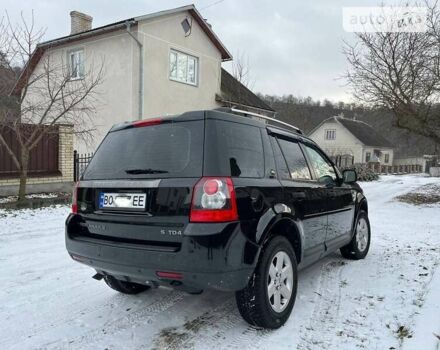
top-left (204, 119), bottom-right (264, 178)
top-left (82, 120), bottom-right (204, 180)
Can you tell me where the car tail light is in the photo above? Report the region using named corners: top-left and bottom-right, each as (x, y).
top-left (72, 182), bottom-right (79, 214)
top-left (190, 177), bottom-right (238, 222)
top-left (132, 118), bottom-right (162, 128)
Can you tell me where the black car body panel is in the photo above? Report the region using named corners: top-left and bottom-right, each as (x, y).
top-left (66, 109), bottom-right (367, 292)
top-left (66, 214), bottom-right (256, 291)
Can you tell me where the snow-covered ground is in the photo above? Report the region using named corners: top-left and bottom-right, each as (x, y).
top-left (0, 192), bottom-right (61, 204)
top-left (1, 175), bottom-right (439, 350)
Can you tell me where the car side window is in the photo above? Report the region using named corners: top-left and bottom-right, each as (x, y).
top-left (206, 120), bottom-right (265, 178)
top-left (269, 135), bottom-right (290, 180)
top-left (277, 138), bottom-right (312, 180)
top-left (303, 144), bottom-right (337, 183)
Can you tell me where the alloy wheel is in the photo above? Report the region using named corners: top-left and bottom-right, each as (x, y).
top-left (356, 217), bottom-right (369, 252)
top-left (267, 251), bottom-right (293, 313)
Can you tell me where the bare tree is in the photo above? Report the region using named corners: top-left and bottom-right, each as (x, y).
top-left (0, 12), bottom-right (104, 200)
top-left (232, 50), bottom-right (253, 88)
top-left (343, 1), bottom-right (440, 144)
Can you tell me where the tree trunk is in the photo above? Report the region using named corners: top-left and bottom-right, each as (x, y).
top-left (18, 149), bottom-right (29, 201)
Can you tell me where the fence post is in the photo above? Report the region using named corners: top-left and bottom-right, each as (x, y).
top-left (73, 150), bottom-right (78, 182)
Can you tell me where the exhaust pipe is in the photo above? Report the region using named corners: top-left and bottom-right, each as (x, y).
top-left (92, 273), bottom-right (104, 280)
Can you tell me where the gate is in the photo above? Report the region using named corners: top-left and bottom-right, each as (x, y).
top-left (73, 151), bottom-right (93, 181)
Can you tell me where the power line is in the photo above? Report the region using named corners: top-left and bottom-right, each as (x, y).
top-left (200, 0), bottom-right (226, 11)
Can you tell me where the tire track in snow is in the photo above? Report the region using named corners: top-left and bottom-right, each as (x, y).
top-left (150, 297), bottom-right (273, 350)
top-left (225, 325), bottom-right (271, 350)
top-left (150, 298), bottom-right (238, 350)
top-left (42, 290), bottom-right (185, 350)
top-left (297, 259), bottom-right (346, 350)
top-left (2, 292), bottom-right (118, 344)
top-left (1, 288), bottom-right (156, 348)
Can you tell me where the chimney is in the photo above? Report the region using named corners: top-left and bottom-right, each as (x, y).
top-left (70, 11), bottom-right (93, 35)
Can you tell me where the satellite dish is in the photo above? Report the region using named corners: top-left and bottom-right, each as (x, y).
top-left (181, 18), bottom-right (192, 36)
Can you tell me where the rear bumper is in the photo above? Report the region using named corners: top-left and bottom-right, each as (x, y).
top-left (65, 214), bottom-right (259, 292)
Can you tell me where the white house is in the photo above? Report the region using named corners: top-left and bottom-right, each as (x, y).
top-left (14, 5), bottom-right (274, 154)
top-left (308, 116), bottom-right (394, 165)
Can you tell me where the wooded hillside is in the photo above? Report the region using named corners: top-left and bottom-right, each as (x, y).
top-left (261, 95), bottom-right (439, 158)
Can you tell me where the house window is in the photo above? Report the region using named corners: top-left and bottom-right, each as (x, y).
top-left (384, 153), bottom-right (389, 163)
top-left (68, 49), bottom-right (84, 80)
top-left (169, 50), bottom-right (198, 85)
top-left (366, 152), bottom-right (371, 162)
top-left (325, 129), bottom-right (336, 140)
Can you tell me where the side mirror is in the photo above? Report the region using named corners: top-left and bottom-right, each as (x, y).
top-left (318, 175), bottom-right (335, 187)
top-left (343, 169), bottom-right (357, 183)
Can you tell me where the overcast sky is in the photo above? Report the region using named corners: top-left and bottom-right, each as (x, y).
top-left (1, 0), bottom-right (381, 102)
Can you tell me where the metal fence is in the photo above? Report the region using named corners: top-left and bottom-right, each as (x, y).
top-left (366, 162), bottom-right (423, 174)
top-left (73, 150), bottom-right (93, 181)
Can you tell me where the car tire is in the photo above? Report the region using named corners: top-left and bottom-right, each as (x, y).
top-left (235, 236), bottom-right (298, 329)
top-left (340, 210), bottom-right (371, 260)
top-left (103, 275), bottom-right (150, 294)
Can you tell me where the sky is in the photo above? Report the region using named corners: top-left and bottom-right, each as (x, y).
top-left (0, 0), bottom-right (383, 102)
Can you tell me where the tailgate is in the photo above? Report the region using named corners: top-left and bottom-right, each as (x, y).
top-left (72, 178), bottom-right (199, 249)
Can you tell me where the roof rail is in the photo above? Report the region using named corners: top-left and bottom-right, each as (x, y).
top-left (216, 107), bottom-right (303, 134)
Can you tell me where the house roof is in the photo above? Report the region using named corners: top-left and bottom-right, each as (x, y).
top-left (218, 68), bottom-right (275, 113)
top-left (12, 4), bottom-right (232, 95)
top-left (311, 116), bottom-right (393, 148)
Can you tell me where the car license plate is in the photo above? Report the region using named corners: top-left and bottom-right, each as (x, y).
top-left (99, 193), bottom-right (146, 210)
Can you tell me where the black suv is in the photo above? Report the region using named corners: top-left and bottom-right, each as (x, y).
top-left (66, 108), bottom-right (370, 329)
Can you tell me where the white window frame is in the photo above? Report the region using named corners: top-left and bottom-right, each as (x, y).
top-left (68, 49), bottom-right (85, 81)
top-left (169, 49), bottom-right (198, 86)
top-left (325, 129), bottom-right (336, 140)
top-left (384, 153), bottom-right (389, 163)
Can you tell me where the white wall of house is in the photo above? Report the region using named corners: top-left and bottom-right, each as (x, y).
top-left (308, 120), bottom-right (364, 163)
top-left (23, 29), bottom-right (138, 154)
top-left (309, 120), bottom-right (396, 165)
top-left (139, 12), bottom-right (222, 118)
top-left (24, 9), bottom-right (225, 154)
top-left (362, 147), bottom-right (394, 165)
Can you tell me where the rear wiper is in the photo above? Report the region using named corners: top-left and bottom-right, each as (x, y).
top-left (125, 168), bottom-right (169, 174)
